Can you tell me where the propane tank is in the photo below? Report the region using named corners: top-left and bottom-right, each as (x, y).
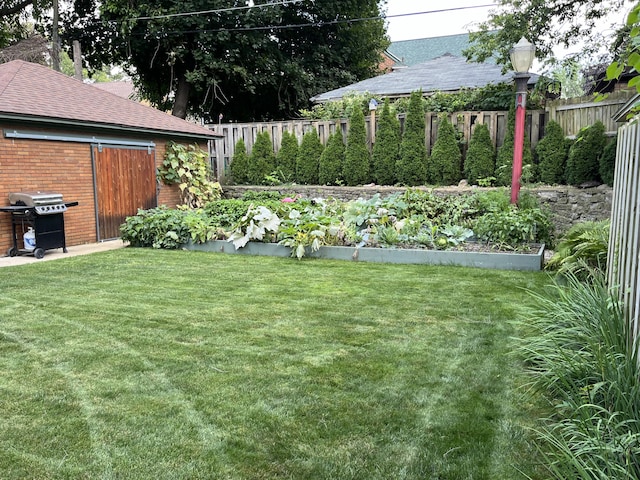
top-left (23, 227), bottom-right (36, 251)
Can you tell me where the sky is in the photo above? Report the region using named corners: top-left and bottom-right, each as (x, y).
top-left (384, 0), bottom-right (496, 42)
top-left (383, 0), bottom-right (631, 65)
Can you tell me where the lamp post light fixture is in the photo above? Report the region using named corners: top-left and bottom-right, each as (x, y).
top-left (509, 37), bottom-right (536, 204)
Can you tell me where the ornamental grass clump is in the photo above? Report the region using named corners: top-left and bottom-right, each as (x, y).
top-left (521, 271), bottom-right (640, 479)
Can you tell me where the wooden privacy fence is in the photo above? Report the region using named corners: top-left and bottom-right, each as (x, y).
top-left (208, 110), bottom-right (545, 181)
top-left (546, 90), bottom-right (633, 137)
top-left (608, 115), bottom-right (640, 349)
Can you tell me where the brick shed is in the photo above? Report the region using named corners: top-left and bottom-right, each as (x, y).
top-left (0, 60), bottom-right (220, 253)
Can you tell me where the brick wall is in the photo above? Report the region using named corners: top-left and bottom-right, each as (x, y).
top-left (0, 129), bottom-right (183, 253)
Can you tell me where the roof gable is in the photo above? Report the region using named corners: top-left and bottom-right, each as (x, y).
top-left (0, 60), bottom-right (218, 140)
top-left (386, 33), bottom-right (472, 66)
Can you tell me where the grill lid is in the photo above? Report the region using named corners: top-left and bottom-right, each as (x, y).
top-left (9, 191), bottom-right (64, 206)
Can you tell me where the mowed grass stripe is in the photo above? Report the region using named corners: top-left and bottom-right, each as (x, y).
top-left (0, 248), bottom-right (548, 479)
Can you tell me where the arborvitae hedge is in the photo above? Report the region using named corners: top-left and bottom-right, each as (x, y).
top-left (248, 131), bottom-right (276, 184)
top-left (536, 120), bottom-right (567, 185)
top-left (343, 107), bottom-right (371, 185)
top-left (397, 90), bottom-right (427, 186)
top-left (429, 116), bottom-right (462, 185)
top-left (276, 131), bottom-right (299, 182)
top-left (319, 129), bottom-right (345, 185)
top-left (464, 123), bottom-right (494, 184)
top-left (296, 128), bottom-right (324, 185)
top-left (599, 138), bottom-right (617, 186)
top-left (372, 99), bottom-right (400, 185)
top-left (229, 138), bottom-right (250, 184)
top-left (565, 121), bottom-right (607, 185)
top-left (495, 103), bottom-right (534, 186)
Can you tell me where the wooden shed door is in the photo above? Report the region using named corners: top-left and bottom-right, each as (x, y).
top-left (93, 146), bottom-right (157, 240)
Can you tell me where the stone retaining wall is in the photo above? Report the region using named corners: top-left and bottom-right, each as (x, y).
top-left (222, 185), bottom-right (613, 236)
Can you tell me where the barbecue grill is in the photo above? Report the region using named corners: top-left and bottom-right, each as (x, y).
top-left (0, 192), bottom-right (78, 259)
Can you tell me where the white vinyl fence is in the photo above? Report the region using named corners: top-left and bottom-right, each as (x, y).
top-left (608, 115), bottom-right (640, 346)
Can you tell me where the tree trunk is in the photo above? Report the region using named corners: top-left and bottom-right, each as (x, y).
top-left (171, 73), bottom-right (191, 119)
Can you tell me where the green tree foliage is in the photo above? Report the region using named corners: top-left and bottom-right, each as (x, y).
top-left (599, 138), bottom-right (617, 187)
top-left (229, 138), bottom-right (250, 185)
top-left (464, 0), bottom-right (629, 68)
top-left (248, 131), bottom-right (276, 185)
top-left (319, 129), bottom-right (345, 185)
top-left (276, 131), bottom-right (299, 182)
top-left (429, 116), bottom-right (462, 186)
top-left (464, 123), bottom-right (495, 184)
top-left (495, 104), bottom-right (534, 186)
top-left (536, 120), bottom-right (567, 185)
top-left (62, 0), bottom-right (388, 121)
top-left (296, 129), bottom-right (323, 185)
top-left (565, 121), bottom-right (607, 185)
top-left (372, 99), bottom-right (400, 185)
top-left (343, 107), bottom-right (371, 186)
top-left (397, 90), bottom-right (427, 186)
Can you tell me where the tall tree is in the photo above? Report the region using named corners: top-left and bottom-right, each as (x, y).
top-left (464, 0), bottom-right (633, 68)
top-left (343, 106), bottom-right (370, 186)
top-left (63, 0), bottom-right (388, 121)
top-left (397, 90), bottom-right (427, 186)
top-left (372, 99), bottom-right (400, 186)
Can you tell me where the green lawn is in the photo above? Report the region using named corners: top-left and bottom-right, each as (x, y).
top-left (0, 249), bottom-right (548, 479)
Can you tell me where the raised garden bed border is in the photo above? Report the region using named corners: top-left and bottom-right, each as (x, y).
top-left (184, 240), bottom-right (545, 271)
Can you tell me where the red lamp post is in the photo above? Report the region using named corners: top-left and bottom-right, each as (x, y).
top-left (509, 37), bottom-right (536, 204)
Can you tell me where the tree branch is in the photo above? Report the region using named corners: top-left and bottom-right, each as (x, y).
top-left (0, 0), bottom-right (34, 18)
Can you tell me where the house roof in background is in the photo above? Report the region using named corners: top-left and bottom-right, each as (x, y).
top-left (0, 60), bottom-right (219, 140)
top-left (311, 54), bottom-right (539, 103)
top-left (386, 33), bottom-right (472, 66)
top-left (92, 80), bottom-right (138, 101)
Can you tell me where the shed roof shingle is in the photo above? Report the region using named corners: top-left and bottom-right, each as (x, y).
top-left (0, 60), bottom-right (218, 139)
top-left (311, 55), bottom-right (539, 103)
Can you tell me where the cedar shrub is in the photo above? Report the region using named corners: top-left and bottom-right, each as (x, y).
top-left (464, 123), bottom-right (495, 185)
top-left (248, 131), bottom-right (276, 185)
top-left (372, 99), bottom-right (400, 185)
top-left (319, 129), bottom-right (345, 185)
top-left (277, 131), bottom-right (299, 182)
top-left (343, 106), bottom-right (371, 185)
top-left (229, 138), bottom-right (250, 184)
top-left (565, 121), bottom-right (607, 185)
top-left (599, 137), bottom-right (617, 187)
top-left (397, 90), bottom-right (427, 186)
top-left (536, 120), bottom-right (567, 185)
top-left (296, 128), bottom-right (324, 185)
top-left (429, 116), bottom-right (462, 185)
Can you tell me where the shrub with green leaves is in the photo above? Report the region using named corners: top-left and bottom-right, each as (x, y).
top-left (536, 120), bottom-right (567, 185)
top-left (276, 131), bottom-right (299, 182)
top-left (120, 206), bottom-right (190, 248)
top-left (565, 121), bottom-right (607, 185)
top-left (546, 220), bottom-right (609, 278)
top-left (296, 128), bottom-right (324, 184)
top-left (248, 131), bottom-right (276, 185)
top-left (428, 116), bottom-right (462, 185)
top-left (157, 142), bottom-right (222, 208)
top-left (319, 129), bottom-right (345, 185)
top-left (229, 138), bottom-right (250, 184)
top-left (464, 123), bottom-right (495, 184)
top-left (372, 99), bottom-right (400, 185)
top-left (343, 106), bottom-right (371, 185)
top-left (599, 138), bottom-right (617, 187)
top-left (397, 90), bottom-right (427, 186)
